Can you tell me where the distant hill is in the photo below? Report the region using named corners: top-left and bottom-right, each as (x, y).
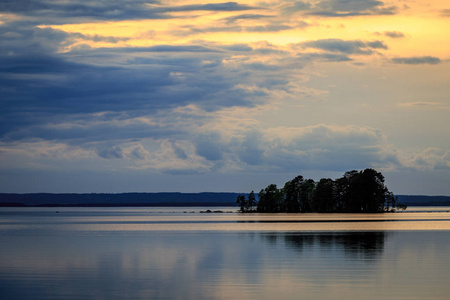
top-left (0, 193), bottom-right (243, 207)
top-left (0, 193), bottom-right (449, 207)
top-left (396, 195), bottom-right (450, 206)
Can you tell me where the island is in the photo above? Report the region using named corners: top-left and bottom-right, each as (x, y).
top-left (236, 168), bottom-right (407, 213)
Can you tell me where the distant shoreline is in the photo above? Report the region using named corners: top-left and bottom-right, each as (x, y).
top-left (0, 202), bottom-right (237, 207)
top-left (0, 193), bottom-right (449, 208)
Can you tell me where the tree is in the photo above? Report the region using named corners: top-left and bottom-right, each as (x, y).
top-left (336, 169), bottom-right (393, 213)
top-left (300, 179), bottom-right (315, 212)
top-left (236, 195), bottom-right (247, 212)
top-left (248, 168), bottom-right (402, 213)
top-left (312, 178), bottom-right (335, 212)
top-left (284, 176), bottom-right (304, 213)
top-left (257, 184), bottom-right (282, 213)
top-left (247, 191), bottom-right (256, 212)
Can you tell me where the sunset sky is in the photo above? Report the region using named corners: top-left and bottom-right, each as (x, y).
top-left (1, 0), bottom-right (449, 194)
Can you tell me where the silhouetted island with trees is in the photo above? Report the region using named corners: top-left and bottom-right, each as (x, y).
top-left (237, 168), bottom-right (407, 213)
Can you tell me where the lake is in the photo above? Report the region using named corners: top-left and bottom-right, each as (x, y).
top-left (1, 207), bottom-right (450, 299)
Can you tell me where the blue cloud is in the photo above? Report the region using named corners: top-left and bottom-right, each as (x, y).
top-left (195, 134), bottom-right (224, 161)
top-left (0, 1), bottom-right (258, 23)
top-left (299, 53), bottom-right (353, 62)
top-left (169, 2), bottom-right (258, 12)
top-left (221, 13), bottom-right (273, 24)
top-left (281, 1), bottom-right (311, 14)
top-left (391, 56), bottom-right (441, 65)
top-left (97, 146), bottom-right (124, 159)
top-left (308, 0), bottom-right (398, 17)
top-left (0, 22), bottom-right (271, 144)
top-left (0, 0), bottom-right (162, 22)
top-left (301, 39), bottom-right (388, 55)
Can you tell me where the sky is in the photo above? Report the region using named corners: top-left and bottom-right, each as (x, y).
top-left (0, 0), bottom-right (449, 195)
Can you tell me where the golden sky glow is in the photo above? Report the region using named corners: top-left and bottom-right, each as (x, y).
top-left (40, 0), bottom-right (450, 58)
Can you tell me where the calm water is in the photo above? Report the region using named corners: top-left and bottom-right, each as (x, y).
top-left (1, 207), bottom-right (450, 299)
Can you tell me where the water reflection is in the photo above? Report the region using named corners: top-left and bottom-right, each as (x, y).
top-left (1, 209), bottom-right (450, 300)
top-left (280, 232), bottom-right (386, 259)
top-left (0, 230), bottom-right (396, 300)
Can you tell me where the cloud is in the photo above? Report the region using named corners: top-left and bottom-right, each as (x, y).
top-left (299, 39), bottom-right (387, 55)
top-left (0, 0), bottom-right (162, 22)
top-left (171, 2), bottom-right (259, 12)
top-left (195, 133), bottom-right (225, 161)
top-left (68, 32), bottom-right (130, 43)
top-left (221, 13), bottom-right (274, 24)
top-left (1, 0), bottom-right (447, 185)
top-left (307, 0), bottom-right (398, 17)
top-left (399, 148), bottom-right (450, 171)
top-left (0, 21), bottom-right (71, 54)
top-left (298, 53), bottom-right (353, 62)
top-left (97, 146), bottom-right (124, 159)
top-left (245, 24), bottom-right (293, 32)
top-left (259, 124), bottom-right (392, 171)
top-left (0, 1), bottom-right (259, 23)
top-left (383, 31), bottom-right (405, 39)
top-left (220, 44), bottom-right (253, 52)
top-left (279, 0), bottom-right (397, 17)
top-left (0, 24), bottom-right (277, 141)
top-left (397, 102), bottom-right (449, 110)
top-left (2, 107), bottom-right (449, 175)
top-left (441, 9), bottom-right (450, 17)
top-left (181, 22), bottom-right (298, 35)
top-left (115, 45), bottom-right (222, 53)
top-left (280, 1), bottom-right (312, 14)
top-left (391, 56), bottom-right (441, 65)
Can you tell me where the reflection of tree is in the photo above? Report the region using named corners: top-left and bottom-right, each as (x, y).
top-left (264, 232), bottom-right (387, 260)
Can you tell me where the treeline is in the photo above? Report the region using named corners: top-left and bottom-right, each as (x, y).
top-left (237, 169), bottom-right (406, 213)
top-left (0, 192), bottom-right (241, 207)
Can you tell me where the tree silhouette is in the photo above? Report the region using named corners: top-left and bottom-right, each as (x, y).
top-left (236, 195), bottom-right (246, 212)
top-left (257, 184), bottom-right (282, 213)
top-left (236, 191), bottom-right (257, 212)
top-left (248, 191), bottom-right (256, 212)
top-left (313, 178), bottom-right (335, 212)
top-left (253, 168), bottom-right (405, 213)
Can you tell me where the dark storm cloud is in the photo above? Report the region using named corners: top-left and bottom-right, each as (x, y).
top-left (391, 56), bottom-right (441, 65)
top-left (0, 23), bottom-right (266, 144)
top-left (3, 113), bottom-right (181, 143)
top-left (0, 49), bottom-right (261, 140)
top-left (0, 1), bottom-right (258, 23)
top-left (0, 21), bottom-right (70, 54)
top-left (0, 0), bottom-right (162, 21)
top-left (300, 39), bottom-right (388, 55)
top-left (168, 2), bottom-right (258, 12)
